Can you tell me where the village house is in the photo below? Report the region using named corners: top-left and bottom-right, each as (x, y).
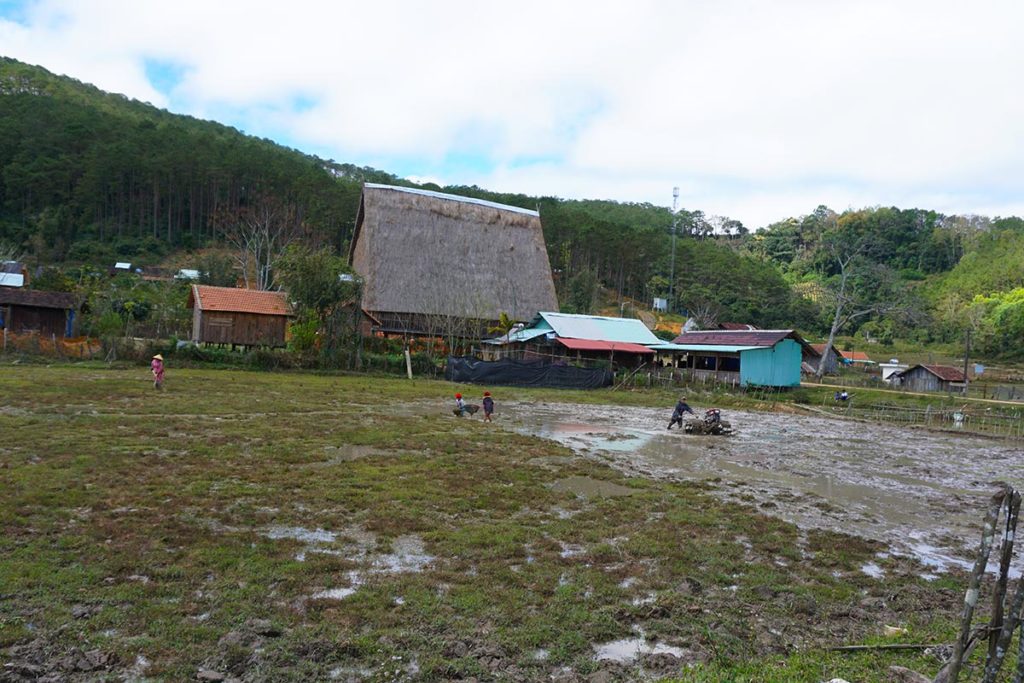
top-left (0, 288), bottom-right (78, 338)
top-left (349, 183), bottom-right (558, 338)
top-left (187, 285), bottom-right (292, 348)
top-left (0, 261), bottom-right (27, 288)
top-left (667, 329), bottom-right (811, 387)
top-left (895, 364), bottom-right (967, 393)
top-left (839, 349), bottom-right (874, 366)
top-left (807, 343), bottom-right (842, 375)
top-left (482, 311), bottom-right (658, 369)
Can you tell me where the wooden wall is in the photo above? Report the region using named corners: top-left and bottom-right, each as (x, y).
top-left (195, 311), bottom-right (287, 347)
top-left (2, 305), bottom-right (68, 337)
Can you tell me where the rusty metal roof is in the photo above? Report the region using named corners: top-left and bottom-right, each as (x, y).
top-left (557, 338), bottom-right (654, 354)
top-left (188, 285), bottom-right (291, 316)
top-left (902, 364), bottom-right (966, 382)
top-left (0, 288), bottom-right (77, 309)
top-left (673, 329), bottom-right (792, 347)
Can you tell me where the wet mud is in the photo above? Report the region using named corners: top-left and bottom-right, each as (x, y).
top-left (504, 401), bottom-right (1023, 573)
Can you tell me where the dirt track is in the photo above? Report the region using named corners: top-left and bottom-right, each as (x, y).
top-left (505, 401), bottom-right (1023, 575)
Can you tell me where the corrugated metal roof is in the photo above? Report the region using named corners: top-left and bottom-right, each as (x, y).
top-left (505, 326), bottom-right (552, 343)
top-left (557, 338), bottom-right (654, 354)
top-left (188, 285), bottom-right (292, 316)
top-left (363, 183), bottom-right (539, 217)
top-left (650, 343), bottom-right (761, 353)
top-left (0, 273), bottom-right (24, 287)
top-left (537, 312), bottom-right (661, 345)
top-left (0, 288), bottom-right (77, 309)
top-left (902, 364), bottom-right (965, 382)
top-left (672, 329), bottom-right (794, 347)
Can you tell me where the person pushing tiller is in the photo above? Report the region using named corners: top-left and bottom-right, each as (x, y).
top-left (667, 396), bottom-right (695, 429)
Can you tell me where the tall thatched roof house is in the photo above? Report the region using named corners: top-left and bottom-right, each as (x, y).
top-left (349, 184), bottom-right (558, 336)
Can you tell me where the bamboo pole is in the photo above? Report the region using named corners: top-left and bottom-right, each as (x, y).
top-left (945, 485), bottom-right (1010, 682)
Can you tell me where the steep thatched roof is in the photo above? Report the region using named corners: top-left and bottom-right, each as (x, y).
top-left (349, 184), bottom-right (558, 322)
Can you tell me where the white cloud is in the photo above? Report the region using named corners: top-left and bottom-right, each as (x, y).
top-left (2, 0), bottom-right (1023, 227)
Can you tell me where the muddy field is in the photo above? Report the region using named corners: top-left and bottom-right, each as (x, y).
top-left (503, 401), bottom-right (1023, 576)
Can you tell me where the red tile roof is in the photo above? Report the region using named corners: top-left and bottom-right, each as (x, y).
top-left (839, 350), bottom-right (873, 362)
top-left (718, 322), bottom-right (758, 330)
top-left (189, 285), bottom-right (291, 316)
top-left (557, 338), bottom-right (654, 354)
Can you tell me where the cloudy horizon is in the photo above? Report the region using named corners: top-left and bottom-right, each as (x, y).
top-left (2, 0), bottom-right (1022, 228)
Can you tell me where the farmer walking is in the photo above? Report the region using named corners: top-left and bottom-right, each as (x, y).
top-left (482, 391), bottom-right (494, 422)
top-left (151, 354), bottom-right (165, 390)
top-left (667, 396), bottom-right (694, 430)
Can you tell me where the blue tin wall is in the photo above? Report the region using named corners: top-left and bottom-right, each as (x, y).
top-left (739, 339), bottom-right (802, 387)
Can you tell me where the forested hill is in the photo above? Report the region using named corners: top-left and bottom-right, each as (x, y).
top-left (3, 56), bottom-right (1023, 351)
top-left (0, 56), bottom-right (404, 261)
top-left (0, 57), bottom-right (813, 328)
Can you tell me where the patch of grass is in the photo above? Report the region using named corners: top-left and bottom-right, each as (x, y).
top-left (0, 364), bottom-right (972, 681)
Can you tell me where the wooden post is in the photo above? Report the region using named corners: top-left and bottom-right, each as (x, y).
top-left (404, 346), bottom-right (413, 379)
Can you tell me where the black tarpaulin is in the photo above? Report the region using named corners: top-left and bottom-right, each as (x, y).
top-left (445, 356), bottom-right (612, 389)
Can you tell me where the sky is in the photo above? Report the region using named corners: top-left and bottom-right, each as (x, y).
top-left (1, 0), bottom-right (1023, 228)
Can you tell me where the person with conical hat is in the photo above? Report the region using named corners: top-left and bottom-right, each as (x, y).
top-left (151, 353), bottom-right (165, 390)
top-left (482, 391), bottom-right (495, 423)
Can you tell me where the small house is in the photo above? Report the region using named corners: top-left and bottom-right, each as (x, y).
top-left (807, 343), bottom-right (842, 375)
top-left (666, 329), bottom-right (811, 387)
top-left (0, 289), bottom-right (78, 337)
top-left (879, 359), bottom-right (909, 383)
top-left (839, 349), bottom-right (874, 366)
top-left (187, 285), bottom-right (292, 348)
top-left (0, 261), bottom-right (27, 288)
top-left (895, 364), bottom-right (966, 393)
top-left (483, 312), bottom-right (658, 369)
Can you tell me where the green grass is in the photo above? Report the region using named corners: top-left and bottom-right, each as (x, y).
top-left (0, 363), bottom-right (990, 681)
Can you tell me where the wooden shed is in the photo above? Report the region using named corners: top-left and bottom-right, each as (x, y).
top-left (896, 364), bottom-right (966, 393)
top-left (349, 183), bottom-right (558, 337)
top-left (807, 343), bottom-right (842, 375)
top-left (0, 288), bottom-right (77, 338)
top-left (188, 285), bottom-right (292, 348)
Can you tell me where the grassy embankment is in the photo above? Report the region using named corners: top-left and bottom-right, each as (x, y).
top-left (0, 363), bottom-right (991, 681)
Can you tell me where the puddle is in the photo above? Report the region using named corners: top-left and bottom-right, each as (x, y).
top-left (371, 535), bottom-right (433, 573)
top-left (506, 400), bottom-right (1023, 574)
top-left (594, 628), bottom-right (687, 663)
top-left (560, 542), bottom-right (585, 558)
top-left (311, 571), bottom-right (363, 601)
top-left (861, 562), bottom-right (885, 579)
top-left (264, 526), bottom-right (337, 544)
top-left (549, 476), bottom-right (635, 498)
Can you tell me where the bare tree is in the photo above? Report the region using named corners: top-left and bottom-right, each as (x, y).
top-left (815, 238), bottom-right (902, 378)
top-left (220, 197), bottom-right (304, 290)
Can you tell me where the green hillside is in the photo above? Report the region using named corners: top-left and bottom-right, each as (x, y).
top-left (2, 56), bottom-right (1023, 356)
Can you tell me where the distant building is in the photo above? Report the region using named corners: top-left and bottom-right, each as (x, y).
top-left (0, 289), bottom-right (78, 337)
top-left (807, 343), bottom-right (842, 375)
top-left (839, 349), bottom-right (875, 365)
top-left (717, 322), bottom-right (758, 331)
top-left (187, 285), bottom-right (292, 348)
top-left (896, 364), bottom-right (966, 393)
top-left (665, 329), bottom-right (811, 387)
top-left (879, 359), bottom-right (909, 383)
top-left (483, 311), bottom-right (658, 369)
top-left (0, 261), bottom-right (27, 288)
top-left (349, 183), bottom-right (558, 337)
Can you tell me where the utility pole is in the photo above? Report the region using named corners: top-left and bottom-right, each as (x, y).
top-left (669, 187), bottom-right (679, 313)
top-left (962, 328), bottom-right (971, 396)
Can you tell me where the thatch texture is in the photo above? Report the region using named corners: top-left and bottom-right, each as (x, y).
top-left (350, 184), bottom-right (558, 322)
